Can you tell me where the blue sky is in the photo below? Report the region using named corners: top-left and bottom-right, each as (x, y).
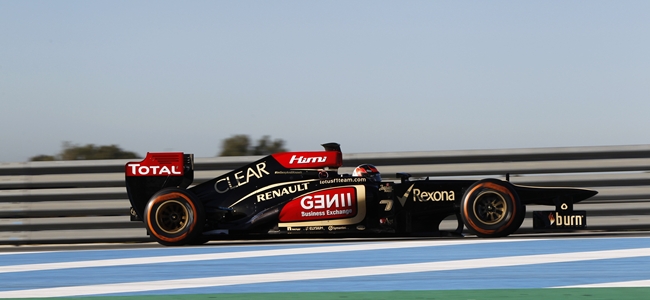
top-left (1, 1), bottom-right (649, 162)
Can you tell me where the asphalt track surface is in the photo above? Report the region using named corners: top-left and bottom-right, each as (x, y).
top-left (1, 232), bottom-right (650, 299)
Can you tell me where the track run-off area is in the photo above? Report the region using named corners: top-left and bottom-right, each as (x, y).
top-left (1, 235), bottom-right (650, 299)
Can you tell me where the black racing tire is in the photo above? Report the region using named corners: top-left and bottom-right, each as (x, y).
top-left (144, 188), bottom-right (205, 246)
top-left (460, 179), bottom-right (525, 238)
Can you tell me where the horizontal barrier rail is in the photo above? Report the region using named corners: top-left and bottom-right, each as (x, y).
top-left (1, 144), bottom-right (649, 244)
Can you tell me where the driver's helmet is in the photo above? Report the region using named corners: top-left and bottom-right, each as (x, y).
top-left (352, 164), bottom-right (381, 182)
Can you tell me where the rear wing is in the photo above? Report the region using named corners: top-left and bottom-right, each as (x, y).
top-left (125, 152), bottom-right (194, 220)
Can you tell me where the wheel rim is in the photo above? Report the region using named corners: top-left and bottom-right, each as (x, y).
top-left (473, 191), bottom-right (507, 225)
top-left (155, 200), bottom-right (189, 234)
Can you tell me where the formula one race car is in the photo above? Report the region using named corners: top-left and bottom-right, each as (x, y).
top-left (125, 143), bottom-right (597, 246)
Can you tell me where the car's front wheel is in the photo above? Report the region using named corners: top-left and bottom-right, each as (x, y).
top-left (460, 179), bottom-right (525, 237)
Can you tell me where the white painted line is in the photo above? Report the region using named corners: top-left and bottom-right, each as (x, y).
top-left (0, 238), bottom-right (520, 274)
top-left (557, 279), bottom-right (650, 288)
top-left (1, 247), bottom-right (648, 298)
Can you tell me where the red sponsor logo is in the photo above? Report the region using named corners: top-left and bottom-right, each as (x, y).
top-left (290, 155), bottom-right (327, 164)
top-left (279, 187), bottom-right (357, 222)
top-left (272, 151), bottom-right (342, 169)
top-left (126, 152), bottom-right (184, 176)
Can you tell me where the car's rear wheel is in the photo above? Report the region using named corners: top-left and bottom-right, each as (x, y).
top-left (460, 179), bottom-right (524, 237)
top-left (145, 188), bottom-right (205, 246)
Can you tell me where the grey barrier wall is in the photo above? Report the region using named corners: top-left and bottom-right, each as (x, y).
top-left (1, 144), bottom-right (650, 244)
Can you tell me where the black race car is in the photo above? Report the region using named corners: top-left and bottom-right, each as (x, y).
top-left (125, 143), bottom-right (596, 246)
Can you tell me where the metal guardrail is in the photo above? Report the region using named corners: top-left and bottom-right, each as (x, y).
top-left (1, 144), bottom-right (650, 244)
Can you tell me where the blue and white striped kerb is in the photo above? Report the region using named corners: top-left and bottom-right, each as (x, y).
top-left (1, 237), bottom-right (649, 298)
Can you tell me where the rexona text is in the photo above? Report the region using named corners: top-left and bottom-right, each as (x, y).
top-left (289, 155), bottom-right (327, 164)
top-left (128, 164), bottom-right (181, 176)
top-left (215, 162), bottom-right (270, 194)
top-left (413, 189), bottom-right (455, 202)
top-left (257, 183), bottom-right (310, 202)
